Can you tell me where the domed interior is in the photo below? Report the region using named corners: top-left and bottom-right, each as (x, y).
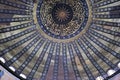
top-left (0, 0), bottom-right (120, 80)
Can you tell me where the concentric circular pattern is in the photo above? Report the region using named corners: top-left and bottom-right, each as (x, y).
top-left (0, 0), bottom-right (120, 80)
top-left (52, 3), bottom-right (73, 24)
top-left (37, 0), bottom-right (88, 39)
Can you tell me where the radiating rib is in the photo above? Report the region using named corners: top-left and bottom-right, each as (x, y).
top-left (77, 39), bottom-right (107, 77)
top-left (27, 41), bottom-right (51, 80)
top-left (62, 43), bottom-right (69, 80)
top-left (89, 29), bottom-right (120, 47)
top-left (68, 43), bottom-right (82, 80)
top-left (52, 43), bottom-right (60, 80)
top-left (94, 5), bottom-right (120, 13)
top-left (72, 42), bottom-right (95, 80)
top-left (90, 25), bottom-right (120, 37)
top-left (93, 0), bottom-right (120, 8)
top-left (85, 33), bottom-right (120, 59)
top-left (0, 9), bottom-right (32, 15)
top-left (18, 0), bottom-right (33, 6)
top-left (0, 17), bottom-right (32, 23)
top-left (93, 20), bottom-right (120, 27)
top-left (5, 35), bottom-right (41, 66)
top-left (92, 0), bottom-right (102, 4)
top-left (0, 0), bottom-right (119, 80)
top-left (0, 32), bottom-right (38, 56)
top-left (0, 21), bottom-right (34, 33)
top-left (94, 14), bottom-right (120, 19)
top-left (0, 0), bottom-right (32, 10)
top-left (81, 36), bottom-right (116, 69)
top-left (40, 42), bottom-right (55, 80)
top-left (15, 39), bottom-right (45, 75)
top-left (0, 26), bottom-right (36, 44)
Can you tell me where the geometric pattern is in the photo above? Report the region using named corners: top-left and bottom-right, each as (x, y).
top-left (0, 0), bottom-right (120, 80)
top-left (37, 0), bottom-right (89, 39)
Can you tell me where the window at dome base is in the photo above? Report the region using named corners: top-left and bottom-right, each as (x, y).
top-left (0, 0), bottom-right (120, 80)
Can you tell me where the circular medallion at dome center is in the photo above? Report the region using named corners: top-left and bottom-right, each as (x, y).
top-left (52, 3), bottom-right (73, 24)
top-left (37, 0), bottom-right (89, 39)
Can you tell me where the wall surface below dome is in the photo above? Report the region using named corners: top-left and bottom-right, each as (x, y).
top-left (0, 0), bottom-right (120, 80)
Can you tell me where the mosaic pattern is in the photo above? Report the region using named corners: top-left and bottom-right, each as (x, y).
top-left (0, 0), bottom-right (120, 80)
top-left (37, 0), bottom-right (88, 39)
top-left (51, 3), bottom-right (73, 24)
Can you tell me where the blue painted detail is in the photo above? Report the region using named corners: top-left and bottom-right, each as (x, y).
top-left (0, 70), bottom-right (4, 78)
top-left (36, 0), bottom-right (89, 39)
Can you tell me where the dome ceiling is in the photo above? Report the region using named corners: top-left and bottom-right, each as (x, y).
top-left (0, 0), bottom-right (120, 80)
top-left (37, 0), bottom-right (88, 39)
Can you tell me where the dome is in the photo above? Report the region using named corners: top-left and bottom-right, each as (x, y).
top-left (0, 0), bottom-right (120, 80)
